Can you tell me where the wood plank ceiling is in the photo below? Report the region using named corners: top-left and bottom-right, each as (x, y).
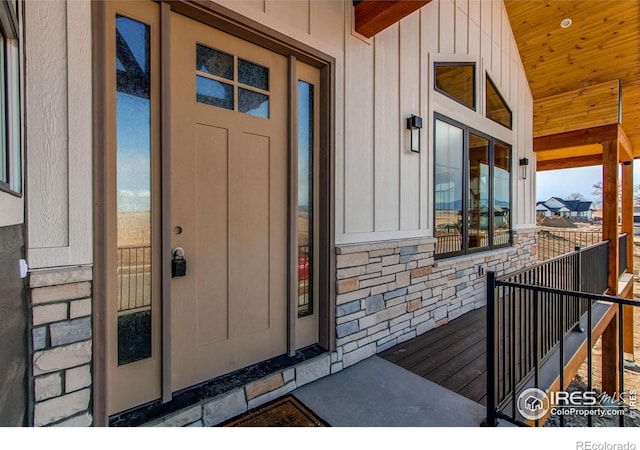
top-left (504, 1), bottom-right (640, 160)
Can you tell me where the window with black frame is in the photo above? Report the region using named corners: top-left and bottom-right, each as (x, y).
top-left (434, 116), bottom-right (512, 258)
top-left (0, 0), bottom-right (20, 195)
top-left (434, 62), bottom-right (475, 110)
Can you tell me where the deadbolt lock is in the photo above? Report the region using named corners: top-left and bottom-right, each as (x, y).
top-left (172, 247), bottom-right (187, 277)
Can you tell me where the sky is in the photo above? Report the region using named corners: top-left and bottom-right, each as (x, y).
top-left (536, 160), bottom-right (640, 202)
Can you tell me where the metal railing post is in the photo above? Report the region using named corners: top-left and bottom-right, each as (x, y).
top-left (483, 270), bottom-right (498, 426)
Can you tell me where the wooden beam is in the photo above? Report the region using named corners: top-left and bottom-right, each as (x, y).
top-left (533, 124), bottom-right (618, 152)
top-left (618, 124), bottom-right (634, 162)
top-left (602, 139), bottom-right (619, 296)
top-left (621, 161), bottom-right (635, 358)
top-left (535, 144), bottom-right (602, 162)
top-left (354, 0), bottom-right (431, 38)
top-left (536, 154), bottom-right (602, 171)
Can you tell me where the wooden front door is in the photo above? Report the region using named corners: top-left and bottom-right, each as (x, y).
top-left (169, 12), bottom-right (289, 391)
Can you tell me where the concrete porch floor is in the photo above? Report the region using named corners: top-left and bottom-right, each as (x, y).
top-left (291, 356), bottom-right (486, 427)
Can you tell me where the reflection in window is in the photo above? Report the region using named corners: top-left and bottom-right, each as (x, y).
top-left (298, 81), bottom-right (313, 317)
top-left (493, 143), bottom-right (511, 246)
top-left (195, 45), bottom-right (270, 118)
top-left (435, 63), bottom-right (475, 109)
top-left (434, 120), bottom-right (464, 255)
top-left (196, 44), bottom-right (233, 80)
top-left (238, 88), bottom-right (268, 118)
top-left (196, 76), bottom-right (233, 110)
top-left (434, 117), bottom-right (512, 258)
top-left (0, 4), bottom-right (21, 193)
top-left (0, 34), bottom-right (6, 183)
top-left (238, 59), bottom-right (268, 90)
top-left (116, 16), bottom-right (152, 365)
top-left (468, 134), bottom-right (489, 250)
top-left (486, 75), bottom-right (512, 129)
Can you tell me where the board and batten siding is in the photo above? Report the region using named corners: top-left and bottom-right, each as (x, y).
top-left (25, 0), bottom-right (92, 269)
top-left (22, 0), bottom-right (535, 266)
top-left (219, 0), bottom-right (536, 245)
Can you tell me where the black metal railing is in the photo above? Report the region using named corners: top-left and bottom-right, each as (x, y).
top-left (537, 230), bottom-right (602, 261)
top-left (117, 245), bottom-right (152, 313)
top-left (619, 233), bottom-right (628, 277)
top-left (483, 240), bottom-right (639, 427)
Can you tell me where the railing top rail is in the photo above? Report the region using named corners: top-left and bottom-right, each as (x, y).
top-left (497, 239), bottom-right (609, 282)
top-left (495, 279), bottom-right (636, 307)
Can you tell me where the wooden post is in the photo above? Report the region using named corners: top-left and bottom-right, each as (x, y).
top-left (601, 139), bottom-right (619, 296)
top-left (601, 139), bottom-right (620, 395)
top-left (602, 308), bottom-right (620, 395)
top-left (621, 161), bottom-right (635, 358)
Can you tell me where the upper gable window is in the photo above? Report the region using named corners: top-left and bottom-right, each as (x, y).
top-left (486, 75), bottom-right (512, 129)
top-left (434, 63), bottom-right (475, 110)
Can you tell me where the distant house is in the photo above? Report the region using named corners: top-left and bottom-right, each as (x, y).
top-left (536, 197), bottom-right (596, 221)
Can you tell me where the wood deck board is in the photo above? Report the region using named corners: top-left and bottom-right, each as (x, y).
top-left (380, 307), bottom-right (485, 365)
top-left (380, 307), bottom-right (488, 404)
top-left (391, 319), bottom-right (487, 371)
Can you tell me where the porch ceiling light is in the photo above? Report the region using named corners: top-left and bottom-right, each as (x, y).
top-left (560, 18), bottom-right (572, 29)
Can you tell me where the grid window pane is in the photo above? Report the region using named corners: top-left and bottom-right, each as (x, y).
top-left (238, 88), bottom-right (268, 118)
top-left (197, 76), bottom-right (233, 110)
top-left (196, 44), bottom-right (233, 80)
top-left (238, 59), bottom-right (268, 91)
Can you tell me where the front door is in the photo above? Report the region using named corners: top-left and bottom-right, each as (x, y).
top-left (169, 12), bottom-right (289, 390)
top-left (106, 2), bottom-right (322, 416)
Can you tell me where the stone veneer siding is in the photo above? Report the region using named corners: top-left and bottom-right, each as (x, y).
top-left (139, 230), bottom-right (536, 427)
top-left (29, 266), bottom-right (93, 427)
top-left (332, 231), bottom-right (537, 371)
top-left (25, 232), bottom-right (536, 427)
top-left (144, 353), bottom-right (332, 427)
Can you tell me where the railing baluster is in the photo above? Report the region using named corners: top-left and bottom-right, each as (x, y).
top-left (587, 300), bottom-right (593, 427)
top-left (534, 288), bottom-right (539, 427)
top-left (619, 303), bottom-right (625, 427)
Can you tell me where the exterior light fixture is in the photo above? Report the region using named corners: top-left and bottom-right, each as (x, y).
top-left (519, 157), bottom-right (529, 179)
top-left (560, 18), bottom-right (572, 28)
top-left (406, 114), bottom-right (422, 153)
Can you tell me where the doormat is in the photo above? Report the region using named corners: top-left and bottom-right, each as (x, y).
top-left (222, 395), bottom-right (328, 427)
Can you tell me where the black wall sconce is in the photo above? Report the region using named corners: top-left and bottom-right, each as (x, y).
top-left (406, 114), bottom-right (422, 153)
top-left (519, 157), bottom-right (529, 180)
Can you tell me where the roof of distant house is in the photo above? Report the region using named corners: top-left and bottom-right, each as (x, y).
top-left (537, 197), bottom-right (595, 213)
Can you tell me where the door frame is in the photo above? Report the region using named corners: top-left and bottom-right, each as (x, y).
top-left (92, 0), bottom-right (336, 426)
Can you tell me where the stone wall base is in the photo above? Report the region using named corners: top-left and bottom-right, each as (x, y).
top-left (29, 266), bottom-right (93, 427)
top-left (143, 353), bottom-right (332, 427)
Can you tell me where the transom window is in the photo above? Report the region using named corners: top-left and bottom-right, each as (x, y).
top-left (434, 62), bottom-right (475, 110)
top-left (195, 43), bottom-right (270, 118)
top-left (434, 116), bottom-right (512, 258)
top-left (486, 74), bottom-right (512, 129)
